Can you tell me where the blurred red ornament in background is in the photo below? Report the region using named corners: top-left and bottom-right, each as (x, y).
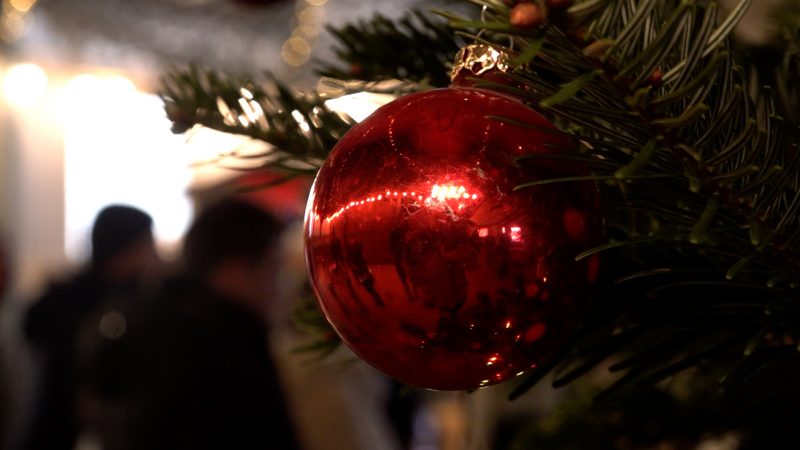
top-left (304, 87), bottom-right (602, 390)
top-left (236, 170), bottom-right (311, 221)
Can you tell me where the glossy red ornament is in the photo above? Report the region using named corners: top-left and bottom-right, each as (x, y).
top-left (304, 87), bottom-right (602, 390)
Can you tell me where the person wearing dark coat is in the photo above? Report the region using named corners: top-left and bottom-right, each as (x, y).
top-left (23, 205), bottom-right (158, 450)
top-left (96, 198), bottom-right (301, 450)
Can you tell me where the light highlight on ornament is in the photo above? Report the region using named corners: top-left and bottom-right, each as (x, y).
top-left (323, 183), bottom-right (480, 223)
top-left (430, 184), bottom-right (471, 202)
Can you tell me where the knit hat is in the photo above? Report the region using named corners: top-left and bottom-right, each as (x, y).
top-left (91, 205), bottom-right (153, 267)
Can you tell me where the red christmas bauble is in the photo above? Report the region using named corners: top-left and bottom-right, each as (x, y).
top-left (304, 87), bottom-right (602, 390)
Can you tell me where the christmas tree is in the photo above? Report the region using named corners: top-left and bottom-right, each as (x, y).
top-left (160, 0), bottom-right (800, 448)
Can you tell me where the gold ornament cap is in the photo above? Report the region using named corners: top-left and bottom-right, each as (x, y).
top-left (450, 44), bottom-right (511, 84)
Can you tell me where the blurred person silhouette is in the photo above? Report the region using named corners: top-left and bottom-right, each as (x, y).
top-left (97, 198), bottom-right (300, 450)
top-left (22, 205), bottom-right (159, 450)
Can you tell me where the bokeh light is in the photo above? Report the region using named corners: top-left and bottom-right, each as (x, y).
top-left (2, 62), bottom-right (48, 109)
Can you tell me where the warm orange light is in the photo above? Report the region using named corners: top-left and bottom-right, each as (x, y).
top-left (9, 0), bottom-right (37, 12)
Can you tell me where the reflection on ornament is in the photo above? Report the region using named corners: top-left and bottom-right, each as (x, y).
top-left (304, 87), bottom-right (603, 390)
top-left (321, 184), bottom-right (479, 224)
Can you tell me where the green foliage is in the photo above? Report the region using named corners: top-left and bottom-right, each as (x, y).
top-left (317, 10), bottom-right (463, 87)
top-left (160, 65), bottom-right (354, 174)
top-left (290, 290), bottom-right (341, 359)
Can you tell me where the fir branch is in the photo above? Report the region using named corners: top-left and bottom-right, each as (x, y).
top-left (317, 10), bottom-right (463, 87)
top-left (159, 65), bottom-right (355, 174)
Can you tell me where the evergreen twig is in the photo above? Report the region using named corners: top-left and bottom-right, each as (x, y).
top-left (160, 65), bottom-right (355, 174)
top-left (317, 10), bottom-right (463, 87)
